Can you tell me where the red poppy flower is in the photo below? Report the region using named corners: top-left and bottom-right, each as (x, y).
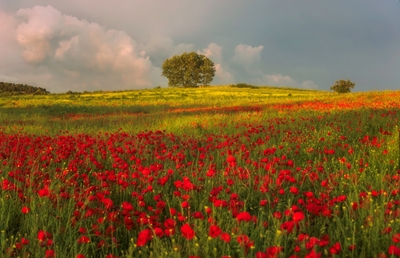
top-left (236, 212), bottom-right (251, 222)
top-left (292, 211), bottom-right (305, 223)
top-left (388, 245), bottom-right (400, 256)
top-left (220, 232), bottom-right (231, 243)
top-left (45, 250), bottom-right (55, 258)
top-left (121, 202), bottom-right (134, 211)
top-left (38, 187), bottom-right (50, 197)
top-left (101, 198), bottom-right (113, 209)
top-left (266, 246), bottom-right (283, 255)
top-left (21, 238), bottom-right (29, 245)
top-left (305, 249), bottom-right (321, 258)
top-left (137, 228), bottom-right (152, 246)
top-left (37, 230), bottom-right (52, 242)
top-left (77, 235), bottom-right (90, 244)
top-left (393, 233), bottom-right (400, 243)
top-left (21, 206), bottom-right (30, 214)
top-left (237, 234), bottom-right (254, 249)
top-left (329, 242), bottom-right (341, 255)
top-left (208, 225), bottom-right (222, 238)
top-left (280, 221), bottom-right (295, 233)
top-left (181, 224), bottom-right (195, 240)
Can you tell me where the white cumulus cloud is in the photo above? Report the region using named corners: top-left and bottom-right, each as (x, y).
top-left (253, 73), bottom-right (318, 89)
top-left (198, 43), bottom-right (235, 85)
top-left (231, 44), bottom-right (264, 66)
top-left (7, 5), bottom-right (162, 92)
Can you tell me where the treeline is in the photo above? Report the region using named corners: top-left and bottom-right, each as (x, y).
top-left (0, 82), bottom-right (50, 96)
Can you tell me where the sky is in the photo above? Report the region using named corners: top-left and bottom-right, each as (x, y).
top-left (0, 0), bottom-right (399, 93)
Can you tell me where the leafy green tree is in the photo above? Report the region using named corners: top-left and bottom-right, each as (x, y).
top-left (162, 52), bottom-right (216, 87)
top-left (330, 79), bottom-right (355, 93)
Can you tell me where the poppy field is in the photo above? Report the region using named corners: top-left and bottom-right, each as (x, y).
top-left (1, 87), bottom-right (400, 257)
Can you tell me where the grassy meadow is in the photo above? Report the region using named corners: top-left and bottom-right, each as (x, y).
top-left (0, 86), bottom-right (400, 257)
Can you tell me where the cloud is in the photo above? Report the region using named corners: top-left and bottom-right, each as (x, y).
top-left (198, 43), bottom-right (235, 85)
top-left (198, 43), bottom-right (223, 64)
top-left (139, 35), bottom-right (195, 67)
top-left (214, 63), bottom-right (236, 85)
top-left (231, 44), bottom-right (264, 66)
top-left (253, 73), bottom-right (318, 89)
top-left (5, 5), bottom-right (163, 92)
top-left (0, 10), bottom-right (26, 82)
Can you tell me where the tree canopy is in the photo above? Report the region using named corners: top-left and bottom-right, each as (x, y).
top-left (330, 79), bottom-right (355, 94)
top-left (161, 52), bottom-right (216, 87)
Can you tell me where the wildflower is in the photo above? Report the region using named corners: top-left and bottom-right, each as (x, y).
top-left (121, 202), bottom-right (134, 211)
top-left (388, 245), bottom-right (400, 256)
top-left (393, 233), bottom-right (400, 243)
top-left (137, 228), bottom-right (152, 246)
top-left (45, 250), bottom-right (55, 258)
top-left (21, 206), bottom-right (30, 214)
top-left (292, 211), bottom-right (305, 223)
top-left (77, 235), bottom-right (90, 244)
top-left (208, 225), bottom-right (222, 238)
top-left (329, 242), bottom-right (341, 255)
top-left (181, 224), bottom-right (195, 240)
top-left (220, 232), bottom-right (231, 243)
top-left (236, 212), bottom-right (251, 222)
top-left (38, 187), bottom-right (50, 197)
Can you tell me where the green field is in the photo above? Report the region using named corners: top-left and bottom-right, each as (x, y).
top-left (1, 86), bottom-right (327, 136)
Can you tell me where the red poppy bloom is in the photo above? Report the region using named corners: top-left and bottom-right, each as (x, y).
top-left (102, 198), bottom-right (113, 209)
top-left (137, 228), bottom-right (152, 246)
top-left (37, 230), bottom-right (52, 242)
top-left (38, 187), bottom-right (50, 197)
top-left (121, 202), bottom-right (134, 211)
top-left (208, 225), bottom-right (222, 238)
top-left (181, 224), bottom-right (195, 240)
top-left (21, 206), bottom-right (30, 214)
top-left (305, 249), bottom-right (321, 258)
top-left (237, 234), bottom-right (254, 249)
top-left (45, 250), bottom-right (55, 258)
top-left (292, 211), bottom-right (305, 223)
top-left (220, 232), bottom-right (231, 243)
top-left (21, 238), bottom-right (29, 245)
top-left (329, 242), bottom-right (341, 255)
top-left (388, 245), bottom-right (400, 256)
top-left (393, 233), bottom-right (400, 243)
top-left (236, 212), bottom-right (251, 222)
top-left (77, 235), bottom-right (90, 244)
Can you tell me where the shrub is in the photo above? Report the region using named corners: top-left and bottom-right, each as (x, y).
top-left (230, 83), bottom-right (258, 89)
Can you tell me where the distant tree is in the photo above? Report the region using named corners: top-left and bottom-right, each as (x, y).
top-left (0, 82), bottom-right (49, 95)
top-left (162, 52), bottom-right (216, 87)
top-left (330, 79), bottom-right (355, 93)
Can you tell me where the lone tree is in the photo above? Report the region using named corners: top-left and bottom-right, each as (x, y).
top-left (330, 79), bottom-right (355, 93)
top-left (162, 52), bottom-right (216, 87)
